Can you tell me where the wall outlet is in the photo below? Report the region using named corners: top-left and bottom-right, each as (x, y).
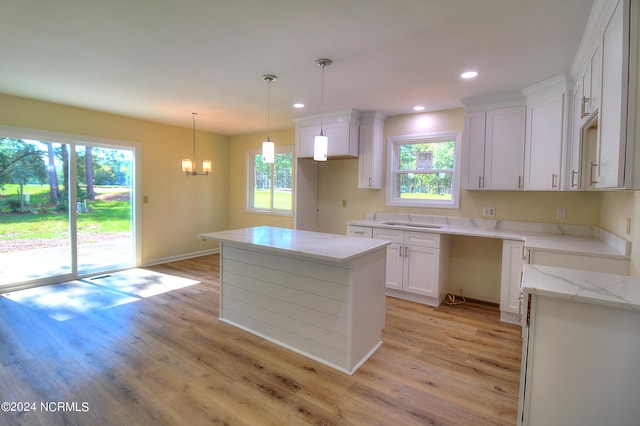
top-left (556, 208), bottom-right (567, 221)
top-left (482, 206), bottom-right (496, 218)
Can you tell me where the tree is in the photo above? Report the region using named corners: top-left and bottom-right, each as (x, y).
top-left (46, 142), bottom-right (59, 203)
top-left (85, 146), bottom-right (95, 199)
top-left (0, 138), bottom-right (47, 211)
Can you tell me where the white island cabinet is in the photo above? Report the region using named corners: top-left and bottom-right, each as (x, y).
top-left (519, 265), bottom-right (640, 426)
top-left (200, 226), bottom-right (390, 375)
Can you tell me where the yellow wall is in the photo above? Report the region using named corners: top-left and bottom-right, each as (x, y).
top-left (600, 191), bottom-right (638, 275)
top-left (0, 93), bottom-right (230, 264)
top-left (228, 128), bottom-right (295, 230)
top-left (225, 108), bottom-right (619, 301)
top-left (315, 109), bottom-right (605, 301)
top-left (5, 93), bottom-right (638, 296)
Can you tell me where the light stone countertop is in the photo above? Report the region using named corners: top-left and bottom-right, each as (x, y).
top-left (522, 264), bottom-right (640, 311)
top-left (347, 213), bottom-right (630, 259)
top-left (201, 226), bottom-right (390, 263)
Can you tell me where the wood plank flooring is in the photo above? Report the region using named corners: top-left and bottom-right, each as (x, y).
top-left (0, 254), bottom-right (522, 425)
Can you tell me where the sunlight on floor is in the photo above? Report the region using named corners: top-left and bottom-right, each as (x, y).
top-left (0, 269), bottom-right (200, 321)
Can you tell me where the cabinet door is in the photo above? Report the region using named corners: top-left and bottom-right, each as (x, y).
top-left (373, 228), bottom-right (404, 291)
top-left (588, 43), bottom-right (601, 115)
top-left (358, 114), bottom-right (383, 189)
top-left (524, 94), bottom-right (564, 190)
top-left (462, 111), bottom-right (486, 190)
top-left (500, 240), bottom-right (525, 316)
top-left (596, 0), bottom-right (629, 188)
top-left (404, 245), bottom-right (439, 297)
top-left (384, 243), bottom-right (404, 291)
top-left (296, 125), bottom-right (320, 158)
top-left (568, 85), bottom-right (584, 190)
top-left (484, 106), bottom-right (525, 190)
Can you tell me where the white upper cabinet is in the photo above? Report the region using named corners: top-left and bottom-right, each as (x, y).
top-left (569, 0), bottom-right (638, 190)
top-left (522, 75), bottom-right (569, 191)
top-left (358, 111), bottom-right (385, 189)
top-left (461, 95), bottom-right (526, 191)
top-left (577, 42), bottom-right (601, 127)
top-left (595, 0), bottom-right (630, 188)
top-left (293, 109), bottom-right (360, 159)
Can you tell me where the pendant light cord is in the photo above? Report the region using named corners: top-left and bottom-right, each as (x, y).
top-left (266, 79), bottom-right (271, 141)
top-left (320, 62), bottom-right (325, 134)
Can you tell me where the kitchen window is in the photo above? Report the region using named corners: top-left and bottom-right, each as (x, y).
top-left (246, 146), bottom-right (293, 215)
top-left (386, 132), bottom-right (461, 208)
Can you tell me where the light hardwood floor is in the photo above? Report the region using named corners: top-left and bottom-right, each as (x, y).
top-left (0, 254), bottom-right (522, 425)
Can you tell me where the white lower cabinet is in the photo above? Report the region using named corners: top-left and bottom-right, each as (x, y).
top-left (373, 228), bottom-right (450, 306)
top-left (500, 240), bottom-right (526, 324)
top-left (519, 293), bottom-right (640, 425)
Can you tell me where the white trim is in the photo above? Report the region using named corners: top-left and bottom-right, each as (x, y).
top-left (386, 131), bottom-right (462, 209)
top-left (0, 125), bottom-right (142, 282)
top-left (141, 248), bottom-right (220, 267)
top-left (245, 145), bottom-right (294, 216)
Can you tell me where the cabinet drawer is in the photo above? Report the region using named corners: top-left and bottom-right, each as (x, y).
top-left (373, 228), bottom-right (404, 244)
top-left (346, 225), bottom-right (373, 238)
top-left (404, 231), bottom-right (440, 248)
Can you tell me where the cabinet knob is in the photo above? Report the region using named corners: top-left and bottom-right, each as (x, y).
top-left (551, 174), bottom-right (558, 189)
top-left (571, 170), bottom-right (578, 188)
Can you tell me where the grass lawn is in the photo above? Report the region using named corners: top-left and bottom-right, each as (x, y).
top-left (253, 189), bottom-right (292, 210)
top-left (0, 185), bottom-right (132, 242)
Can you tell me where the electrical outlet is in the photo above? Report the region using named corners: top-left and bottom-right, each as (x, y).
top-left (556, 208), bottom-right (567, 221)
top-left (482, 206), bottom-right (496, 218)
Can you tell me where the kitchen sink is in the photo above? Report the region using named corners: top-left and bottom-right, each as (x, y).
top-left (381, 221), bottom-right (443, 229)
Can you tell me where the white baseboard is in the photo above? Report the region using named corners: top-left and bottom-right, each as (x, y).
top-left (141, 249), bottom-right (219, 267)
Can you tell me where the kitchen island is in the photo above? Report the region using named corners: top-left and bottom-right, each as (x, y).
top-left (200, 226), bottom-right (390, 374)
top-left (518, 265), bottom-right (640, 425)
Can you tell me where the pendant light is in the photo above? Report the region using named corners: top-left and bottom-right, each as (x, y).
top-left (314, 58), bottom-right (332, 161)
top-left (182, 112), bottom-right (211, 176)
top-left (261, 74), bottom-right (277, 164)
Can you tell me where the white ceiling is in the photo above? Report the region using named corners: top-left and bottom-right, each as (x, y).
top-left (1, 0), bottom-right (594, 135)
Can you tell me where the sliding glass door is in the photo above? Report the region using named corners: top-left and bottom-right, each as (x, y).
top-left (0, 132), bottom-right (137, 289)
top-left (75, 144), bottom-right (134, 275)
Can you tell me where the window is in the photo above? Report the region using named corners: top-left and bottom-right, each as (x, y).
top-left (386, 132), bottom-right (461, 208)
top-left (246, 146), bottom-right (293, 215)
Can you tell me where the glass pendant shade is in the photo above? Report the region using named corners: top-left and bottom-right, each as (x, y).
top-left (314, 132), bottom-right (328, 161)
top-left (182, 158), bottom-right (193, 173)
top-left (262, 139), bottom-right (275, 163)
top-left (202, 160), bottom-right (212, 174)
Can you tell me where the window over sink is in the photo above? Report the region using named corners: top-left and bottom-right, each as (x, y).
top-left (386, 132), bottom-right (461, 208)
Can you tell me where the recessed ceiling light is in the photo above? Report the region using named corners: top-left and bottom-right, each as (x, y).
top-left (293, 103), bottom-right (305, 108)
top-left (461, 71), bottom-right (478, 79)
top-left (413, 105), bottom-right (425, 111)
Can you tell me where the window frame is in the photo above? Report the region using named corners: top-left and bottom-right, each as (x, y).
top-left (386, 131), bottom-right (461, 209)
top-left (245, 145), bottom-right (294, 216)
